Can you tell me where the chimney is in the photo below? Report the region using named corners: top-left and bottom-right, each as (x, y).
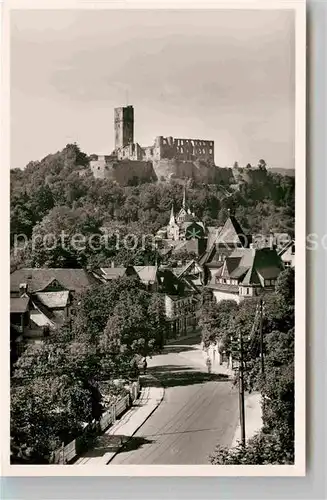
top-left (111, 261), bottom-right (115, 268)
top-left (19, 283), bottom-right (28, 296)
top-left (249, 243), bottom-right (256, 255)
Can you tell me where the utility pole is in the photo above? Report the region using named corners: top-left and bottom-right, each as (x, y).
top-left (239, 330), bottom-right (246, 447)
top-left (259, 298), bottom-right (264, 375)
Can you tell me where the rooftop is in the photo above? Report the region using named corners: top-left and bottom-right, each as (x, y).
top-left (10, 296), bottom-right (30, 314)
top-left (10, 268), bottom-right (98, 293)
top-left (134, 266), bottom-right (158, 284)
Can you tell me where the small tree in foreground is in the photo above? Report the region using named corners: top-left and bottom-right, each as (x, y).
top-left (210, 430), bottom-right (294, 465)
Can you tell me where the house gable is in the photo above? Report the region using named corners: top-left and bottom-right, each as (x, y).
top-left (37, 278), bottom-right (68, 292)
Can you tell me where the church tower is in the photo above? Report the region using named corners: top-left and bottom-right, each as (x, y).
top-left (169, 204), bottom-right (175, 225)
top-left (114, 105), bottom-right (134, 150)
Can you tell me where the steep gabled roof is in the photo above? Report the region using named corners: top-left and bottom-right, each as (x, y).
top-left (10, 268), bottom-right (98, 294)
top-left (241, 266), bottom-right (261, 286)
top-left (157, 268), bottom-right (180, 295)
top-left (30, 296), bottom-right (56, 321)
top-left (229, 265), bottom-right (249, 279)
top-left (207, 226), bottom-right (223, 248)
top-left (100, 266), bottom-right (139, 281)
top-left (216, 216), bottom-right (247, 246)
top-left (171, 239), bottom-right (200, 255)
top-left (134, 266), bottom-right (158, 284)
top-left (182, 275), bottom-right (201, 294)
top-left (10, 297), bottom-right (30, 314)
top-left (176, 259), bottom-right (203, 278)
top-left (257, 266), bottom-right (282, 280)
top-left (34, 291), bottom-right (70, 309)
top-left (225, 257), bottom-right (242, 276)
top-left (198, 244), bottom-right (217, 266)
top-left (227, 247), bottom-right (283, 286)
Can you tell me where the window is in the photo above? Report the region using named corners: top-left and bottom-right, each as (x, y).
top-left (246, 288), bottom-right (250, 295)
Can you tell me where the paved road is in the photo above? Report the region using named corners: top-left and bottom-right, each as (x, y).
top-left (110, 343), bottom-right (239, 465)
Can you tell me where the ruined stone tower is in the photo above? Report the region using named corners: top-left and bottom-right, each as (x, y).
top-left (114, 105), bottom-right (134, 149)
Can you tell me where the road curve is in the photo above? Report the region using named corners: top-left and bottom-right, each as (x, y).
top-left (110, 345), bottom-right (239, 465)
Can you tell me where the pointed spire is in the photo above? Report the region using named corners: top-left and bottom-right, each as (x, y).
top-left (182, 185), bottom-right (186, 209)
top-left (169, 203), bottom-right (175, 224)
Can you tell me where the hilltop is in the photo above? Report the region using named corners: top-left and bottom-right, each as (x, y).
top-left (11, 143), bottom-right (295, 259)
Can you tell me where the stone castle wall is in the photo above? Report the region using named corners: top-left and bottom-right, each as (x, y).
top-left (90, 155), bottom-right (157, 185)
top-left (90, 155), bottom-right (232, 185)
top-left (116, 135), bottom-right (214, 164)
top-left (153, 158), bottom-right (232, 183)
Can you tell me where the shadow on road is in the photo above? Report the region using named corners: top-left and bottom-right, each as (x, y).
top-left (79, 433), bottom-right (153, 458)
top-left (162, 345), bottom-right (199, 354)
top-left (147, 365), bottom-right (229, 388)
top-left (120, 435), bottom-right (153, 453)
top-left (166, 335), bottom-right (201, 347)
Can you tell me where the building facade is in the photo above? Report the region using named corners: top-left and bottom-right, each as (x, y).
top-left (207, 246), bottom-right (284, 304)
top-left (10, 269), bottom-right (97, 355)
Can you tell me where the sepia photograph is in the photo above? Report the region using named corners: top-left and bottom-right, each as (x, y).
top-left (5, 0), bottom-right (306, 476)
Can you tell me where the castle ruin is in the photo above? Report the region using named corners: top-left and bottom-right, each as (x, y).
top-left (90, 105), bottom-right (219, 184)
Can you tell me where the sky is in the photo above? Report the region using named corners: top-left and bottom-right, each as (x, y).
top-left (11, 9), bottom-right (295, 169)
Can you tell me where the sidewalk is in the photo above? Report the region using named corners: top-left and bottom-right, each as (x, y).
top-left (75, 378), bottom-right (164, 465)
top-left (231, 392), bottom-right (263, 447)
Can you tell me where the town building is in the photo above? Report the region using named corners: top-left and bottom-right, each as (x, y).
top-left (93, 265), bottom-right (139, 283)
top-left (134, 266), bottom-right (160, 292)
top-left (171, 259), bottom-right (205, 288)
top-left (159, 268), bottom-right (202, 339)
top-left (91, 263), bottom-right (201, 339)
top-left (206, 246), bottom-right (284, 304)
top-left (199, 213), bottom-right (252, 284)
top-left (278, 239), bottom-right (295, 268)
top-left (156, 188), bottom-right (207, 261)
top-left (10, 268), bottom-right (97, 353)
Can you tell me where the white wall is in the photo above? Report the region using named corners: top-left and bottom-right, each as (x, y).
top-left (212, 289), bottom-right (241, 304)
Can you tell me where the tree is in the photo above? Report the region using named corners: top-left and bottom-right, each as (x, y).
top-left (257, 159), bottom-right (267, 170)
top-left (30, 205), bottom-right (104, 267)
top-left (199, 299), bottom-right (238, 348)
top-left (72, 277), bottom-right (143, 347)
top-left (209, 272), bottom-right (295, 465)
top-left (275, 267), bottom-right (295, 305)
top-left (99, 289), bottom-right (166, 377)
top-left (210, 430), bottom-right (294, 465)
top-left (11, 337), bottom-right (95, 463)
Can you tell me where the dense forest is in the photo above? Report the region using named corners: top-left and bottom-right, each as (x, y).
top-left (10, 144), bottom-right (295, 270)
